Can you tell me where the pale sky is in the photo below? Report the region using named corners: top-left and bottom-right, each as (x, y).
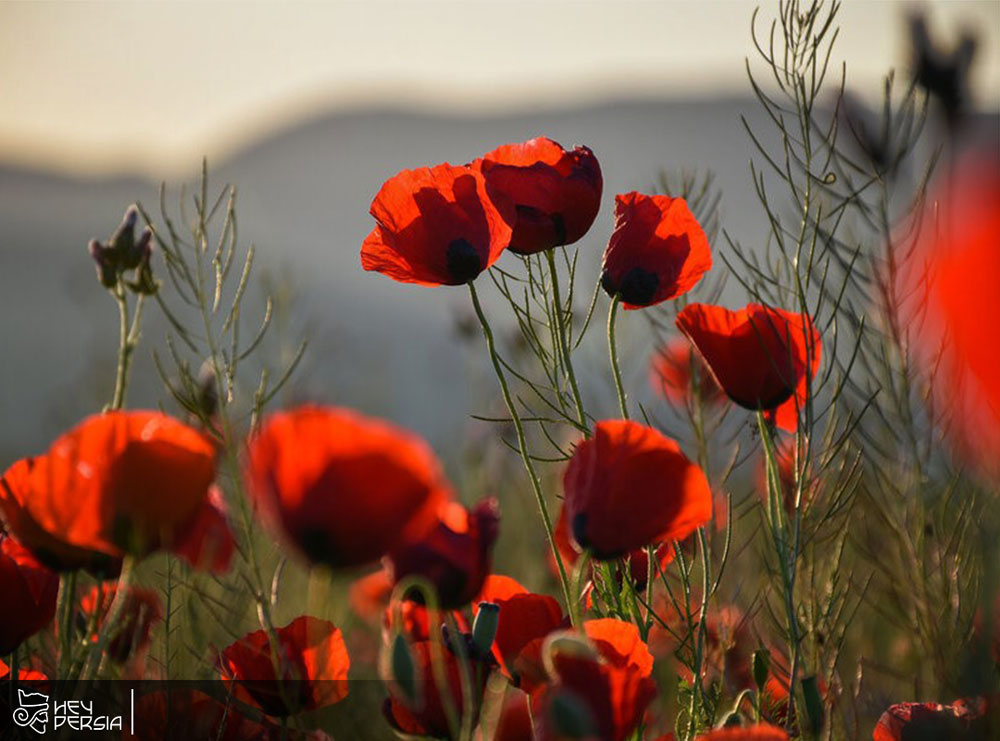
top-left (1, 0), bottom-right (997, 177)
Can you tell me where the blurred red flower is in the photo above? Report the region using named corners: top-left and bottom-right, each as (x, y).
top-left (694, 725), bottom-right (789, 740)
top-left (904, 154), bottom-right (1000, 476)
top-left (873, 697), bottom-right (987, 741)
top-left (0, 656), bottom-right (46, 682)
top-left (650, 337), bottom-right (723, 405)
top-left (474, 574), bottom-right (566, 692)
top-left (553, 506), bottom-right (674, 595)
top-left (386, 498), bottom-right (500, 609)
top-left (0, 411), bottom-right (216, 570)
top-left (361, 162), bottom-right (515, 285)
top-left (563, 420), bottom-right (712, 559)
top-left (80, 583), bottom-right (163, 665)
top-left (383, 637), bottom-right (489, 739)
top-left (533, 619), bottom-right (656, 741)
top-left (350, 568), bottom-right (394, 621)
top-left (676, 303), bottom-right (821, 432)
top-left (219, 615), bottom-right (350, 717)
top-left (245, 405), bottom-right (451, 569)
top-left (600, 192), bottom-right (712, 309)
top-left (474, 137), bottom-right (602, 254)
top-left (491, 688), bottom-right (534, 741)
top-left (169, 484), bottom-right (235, 574)
top-left (0, 533), bottom-right (58, 654)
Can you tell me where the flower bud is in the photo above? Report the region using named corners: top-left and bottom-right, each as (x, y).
top-left (390, 633), bottom-right (418, 704)
top-left (753, 647), bottom-right (771, 691)
top-left (471, 601), bottom-right (499, 659)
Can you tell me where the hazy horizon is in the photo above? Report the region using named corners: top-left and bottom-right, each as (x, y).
top-left (1, 0), bottom-right (997, 179)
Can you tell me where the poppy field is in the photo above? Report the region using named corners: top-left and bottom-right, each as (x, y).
top-left (2, 1), bottom-right (998, 739)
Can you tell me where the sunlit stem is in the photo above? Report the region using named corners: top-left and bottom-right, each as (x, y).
top-left (756, 410), bottom-right (800, 729)
top-left (467, 281), bottom-right (575, 626)
top-left (109, 282), bottom-right (145, 412)
top-left (545, 249), bottom-right (587, 431)
top-left (607, 294), bottom-right (629, 420)
top-left (82, 555), bottom-right (135, 679)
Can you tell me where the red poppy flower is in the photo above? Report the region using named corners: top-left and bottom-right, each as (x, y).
top-left (873, 698), bottom-right (987, 741)
top-left (169, 484), bottom-right (235, 574)
top-left (361, 162), bottom-right (515, 286)
top-left (694, 725), bottom-right (789, 740)
top-left (383, 597), bottom-right (469, 646)
top-left (0, 657), bottom-right (46, 682)
top-left (473, 574), bottom-right (566, 692)
top-left (494, 689), bottom-right (534, 741)
top-left (0, 534), bottom-right (58, 655)
top-left (245, 405), bottom-right (451, 569)
top-left (676, 303), bottom-right (821, 432)
top-left (350, 568), bottom-right (394, 621)
top-left (533, 619), bottom-right (656, 741)
top-left (553, 506), bottom-right (675, 594)
top-left (563, 420), bottom-right (712, 559)
top-left (0, 411), bottom-right (216, 570)
top-left (474, 137), bottom-right (602, 254)
top-left (383, 637), bottom-right (489, 739)
top-left (600, 192), bottom-right (712, 309)
top-left (650, 337), bottom-right (723, 405)
top-left (386, 498), bottom-right (500, 609)
top-left (218, 616), bottom-right (350, 717)
top-left (903, 154), bottom-right (1000, 475)
top-left (80, 583), bottom-right (163, 665)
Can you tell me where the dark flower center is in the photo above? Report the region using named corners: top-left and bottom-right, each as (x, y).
top-left (602, 266), bottom-right (660, 306)
top-left (447, 238), bottom-right (483, 283)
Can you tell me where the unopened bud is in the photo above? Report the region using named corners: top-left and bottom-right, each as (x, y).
top-left (89, 239), bottom-right (117, 288)
top-left (391, 633), bottom-right (418, 704)
top-left (471, 602), bottom-right (499, 658)
top-left (753, 647), bottom-right (771, 691)
top-left (802, 674), bottom-right (824, 736)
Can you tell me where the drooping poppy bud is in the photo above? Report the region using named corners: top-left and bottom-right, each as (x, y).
top-left (244, 405), bottom-right (451, 569)
top-left (361, 163), bottom-right (515, 286)
top-left (676, 303), bottom-right (821, 432)
top-left (600, 192), bottom-right (712, 309)
top-left (474, 137), bottom-right (603, 254)
top-left (218, 616), bottom-right (350, 718)
top-left (563, 420), bottom-right (712, 559)
top-left (386, 498), bottom-right (500, 609)
top-left (0, 533), bottom-right (58, 655)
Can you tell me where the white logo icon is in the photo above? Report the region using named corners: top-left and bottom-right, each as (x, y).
top-left (12, 689), bottom-right (48, 734)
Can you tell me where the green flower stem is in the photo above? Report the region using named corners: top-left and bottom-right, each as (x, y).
top-left (607, 294), bottom-right (629, 420)
top-left (109, 283), bottom-right (145, 411)
top-left (545, 249), bottom-right (587, 431)
top-left (468, 281), bottom-right (576, 626)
